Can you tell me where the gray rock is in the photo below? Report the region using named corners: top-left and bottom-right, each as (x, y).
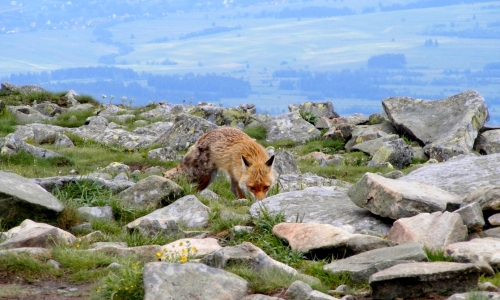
top-left (399, 153), bottom-right (500, 196)
top-left (454, 202), bottom-right (485, 231)
top-left (448, 292), bottom-right (500, 300)
top-left (85, 245), bottom-right (162, 262)
top-left (412, 146), bottom-right (428, 161)
top-left (143, 262), bottom-right (248, 300)
top-left (117, 175), bottom-right (183, 207)
top-left (444, 237), bottom-right (500, 270)
top-left (0, 219), bottom-right (76, 249)
top-left (125, 195), bottom-right (211, 229)
top-left (322, 124), bottom-right (356, 142)
top-left (272, 222), bottom-right (393, 259)
top-left (462, 186), bottom-right (500, 211)
top-left (6, 105), bottom-right (52, 124)
top-left (345, 125), bottom-right (389, 151)
top-left (125, 218), bottom-right (182, 237)
top-left (147, 147), bottom-right (179, 161)
top-left (474, 129), bottom-right (500, 154)
top-left (278, 173), bottom-right (350, 192)
top-left (351, 134), bottom-right (399, 156)
top-left (323, 243), bottom-right (428, 283)
top-left (265, 112), bottom-right (321, 143)
top-left (1, 82), bottom-right (47, 95)
top-left (482, 227), bottom-right (500, 239)
top-left (369, 262), bottom-right (480, 299)
top-left (274, 150), bottom-right (300, 175)
top-left (32, 175), bottom-right (135, 194)
top-left (488, 213), bottom-right (500, 226)
top-left (382, 91), bottom-right (488, 161)
top-left (133, 121), bottom-right (174, 136)
top-left (0, 171), bottom-right (64, 220)
top-left (154, 113), bottom-right (217, 151)
top-left (285, 280), bottom-right (313, 300)
top-left (348, 172), bottom-right (462, 219)
top-left (161, 238), bottom-right (222, 258)
top-left (241, 295), bottom-right (284, 300)
top-left (33, 102), bottom-right (62, 117)
top-left (0, 247), bottom-right (51, 257)
top-left (285, 280), bottom-right (337, 300)
top-left (297, 101), bottom-right (338, 119)
top-left (1, 133), bottom-right (63, 158)
top-left (201, 242), bottom-right (298, 275)
top-left (70, 123), bottom-right (156, 150)
top-left (77, 206), bottom-right (114, 221)
top-left (388, 212), bottom-right (468, 249)
top-left (367, 138), bottom-right (413, 169)
top-left (250, 186), bottom-right (391, 236)
top-left (85, 115), bottom-right (109, 126)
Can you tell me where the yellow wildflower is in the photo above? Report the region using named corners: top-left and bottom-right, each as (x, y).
top-left (181, 256), bottom-right (187, 263)
top-left (182, 249), bottom-right (187, 254)
top-left (156, 252), bottom-right (162, 259)
top-left (192, 246), bottom-right (197, 252)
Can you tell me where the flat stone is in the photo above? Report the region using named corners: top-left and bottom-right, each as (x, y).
top-left (348, 172), bottom-right (461, 219)
top-left (369, 262), bottom-right (480, 299)
top-left (250, 186), bottom-right (392, 236)
top-left (399, 154), bottom-right (500, 196)
top-left (388, 212), bottom-right (468, 249)
top-left (323, 243), bottom-right (428, 283)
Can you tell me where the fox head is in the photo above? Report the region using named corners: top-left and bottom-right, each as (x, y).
top-left (240, 155), bottom-right (275, 200)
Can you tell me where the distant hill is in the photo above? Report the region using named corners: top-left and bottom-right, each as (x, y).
top-left (0, 0), bottom-right (499, 123)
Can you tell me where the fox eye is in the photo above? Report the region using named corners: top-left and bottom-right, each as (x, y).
top-left (263, 186), bottom-right (270, 190)
top-left (249, 186), bottom-right (256, 191)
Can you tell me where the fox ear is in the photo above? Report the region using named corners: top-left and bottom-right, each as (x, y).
top-left (265, 155), bottom-right (275, 167)
top-left (241, 156), bottom-right (251, 169)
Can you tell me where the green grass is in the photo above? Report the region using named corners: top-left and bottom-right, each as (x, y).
top-left (226, 263), bottom-right (317, 295)
top-left (242, 125), bottom-right (267, 140)
top-left (424, 246), bottom-right (453, 262)
top-left (49, 109), bottom-right (95, 128)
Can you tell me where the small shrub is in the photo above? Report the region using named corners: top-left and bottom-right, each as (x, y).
top-left (94, 261), bottom-right (144, 300)
top-left (0, 252), bottom-right (56, 282)
top-left (243, 125), bottom-right (267, 140)
top-left (424, 246), bottom-right (453, 262)
top-left (300, 111), bottom-right (318, 125)
top-left (0, 110), bottom-right (17, 137)
top-left (49, 110), bottom-right (94, 128)
top-left (123, 230), bottom-right (183, 247)
top-left (226, 263), bottom-right (314, 295)
top-left (52, 179), bottom-right (114, 207)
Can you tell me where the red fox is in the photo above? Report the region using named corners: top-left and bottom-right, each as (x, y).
top-left (163, 127), bottom-right (275, 200)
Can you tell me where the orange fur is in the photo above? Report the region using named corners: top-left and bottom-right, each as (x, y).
top-left (163, 127), bottom-right (275, 200)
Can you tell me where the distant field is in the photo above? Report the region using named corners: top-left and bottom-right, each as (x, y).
top-left (0, 0), bottom-right (499, 123)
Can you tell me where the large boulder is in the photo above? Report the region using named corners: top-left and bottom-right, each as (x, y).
top-left (323, 243), bottom-right (428, 283)
top-left (388, 212), bottom-right (468, 249)
top-left (0, 171), bottom-right (64, 220)
top-left (398, 153), bottom-right (500, 196)
top-left (125, 195), bottom-right (211, 230)
top-left (153, 113), bottom-right (217, 151)
top-left (143, 262), bottom-right (249, 300)
top-left (201, 242), bottom-right (297, 276)
top-left (348, 173), bottom-right (462, 219)
top-left (369, 262), bottom-right (480, 299)
top-left (0, 219), bottom-right (76, 249)
top-left (474, 129), bottom-right (500, 154)
top-left (250, 186), bottom-right (392, 236)
top-left (116, 175), bottom-right (183, 207)
top-left (382, 91), bottom-right (488, 161)
top-left (265, 112), bottom-right (321, 143)
top-left (272, 222), bottom-right (393, 259)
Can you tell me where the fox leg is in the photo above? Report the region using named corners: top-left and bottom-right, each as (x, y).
top-left (230, 178), bottom-right (246, 199)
